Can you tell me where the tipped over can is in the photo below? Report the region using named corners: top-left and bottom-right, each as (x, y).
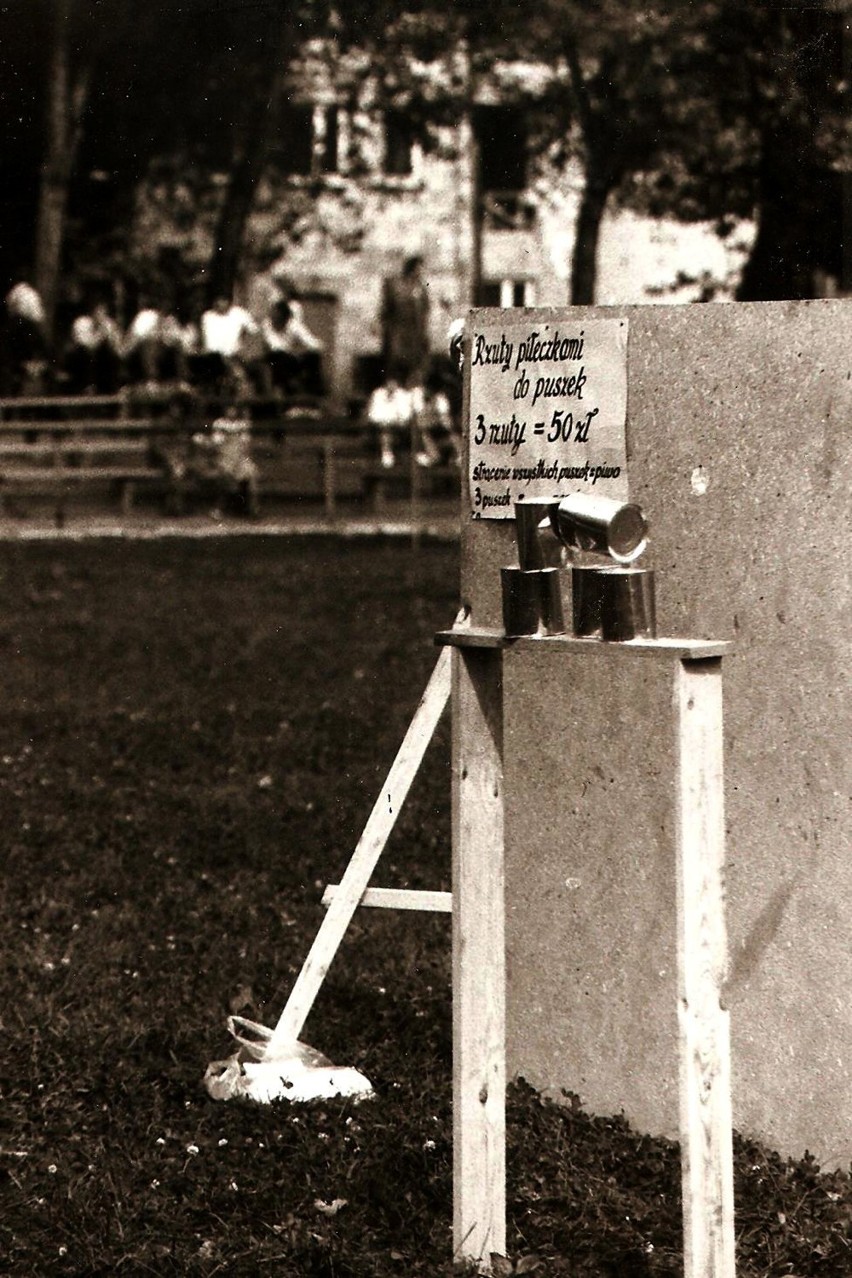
top-left (551, 494), bottom-right (648, 564)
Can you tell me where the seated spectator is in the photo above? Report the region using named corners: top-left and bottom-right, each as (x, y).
top-left (366, 378), bottom-right (415, 470)
top-left (123, 296), bottom-right (164, 385)
top-left (4, 279), bottom-right (49, 394)
top-left (158, 300), bottom-right (199, 386)
top-left (197, 296), bottom-right (258, 396)
top-left (260, 297), bottom-right (324, 398)
top-left (415, 378), bottom-right (461, 468)
top-left (126, 293), bottom-right (199, 389)
top-left (185, 403), bottom-right (258, 518)
top-left (66, 300), bottom-right (124, 394)
top-left (147, 393), bottom-right (196, 515)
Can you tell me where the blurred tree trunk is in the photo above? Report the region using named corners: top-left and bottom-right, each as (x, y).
top-left (563, 39), bottom-right (622, 305)
top-left (468, 121), bottom-right (483, 305)
top-left (734, 5), bottom-right (844, 300)
top-left (34, 0), bottom-right (90, 340)
top-left (570, 169), bottom-right (615, 304)
top-left (736, 136), bottom-right (807, 300)
top-left (460, 35), bottom-right (483, 306)
top-left (207, 12), bottom-right (294, 303)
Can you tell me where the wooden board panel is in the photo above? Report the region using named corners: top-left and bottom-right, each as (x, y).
top-left (675, 657), bottom-right (735, 1278)
top-left (452, 646), bottom-right (506, 1266)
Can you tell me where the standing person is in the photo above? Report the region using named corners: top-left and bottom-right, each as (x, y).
top-left (148, 392), bottom-right (195, 516)
top-left (244, 249), bottom-right (287, 327)
top-left (380, 254), bottom-right (430, 392)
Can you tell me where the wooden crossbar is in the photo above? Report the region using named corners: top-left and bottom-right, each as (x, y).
top-left (0, 440), bottom-right (150, 457)
top-left (321, 885), bottom-right (452, 913)
top-left (0, 419), bottom-right (156, 434)
top-left (0, 467), bottom-right (160, 484)
top-left (0, 394), bottom-right (125, 412)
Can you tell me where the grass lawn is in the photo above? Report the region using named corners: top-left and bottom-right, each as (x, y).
top-left (1, 536), bottom-right (849, 1276)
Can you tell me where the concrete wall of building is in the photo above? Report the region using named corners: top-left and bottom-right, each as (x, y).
top-left (459, 299), bottom-right (851, 1166)
top-left (135, 105), bottom-right (753, 406)
top-left (242, 129), bottom-right (749, 403)
top-left (260, 143), bottom-right (568, 403)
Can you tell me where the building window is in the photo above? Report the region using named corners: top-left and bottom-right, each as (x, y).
top-left (318, 105), bottom-right (339, 174)
top-left (383, 110), bottom-right (414, 177)
top-left (272, 101), bottom-right (314, 175)
top-left (477, 279), bottom-right (535, 307)
top-left (478, 282), bottom-right (501, 307)
top-left (474, 104), bottom-right (533, 228)
top-left (475, 104), bottom-right (527, 193)
top-left (270, 102), bottom-right (340, 177)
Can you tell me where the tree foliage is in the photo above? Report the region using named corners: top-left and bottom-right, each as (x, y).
top-left (710, 1), bottom-right (851, 299)
top-left (0, 0), bottom-right (848, 323)
top-left (521, 0), bottom-right (850, 301)
top-left (316, 0), bottom-right (852, 302)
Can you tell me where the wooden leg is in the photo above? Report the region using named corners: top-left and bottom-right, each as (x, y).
top-left (675, 657), bottom-right (735, 1278)
top-left (410, 415), bottom-right (420, 548)
top-left (453, 647), bottom-right (506, 1269)
top-left (322, 439), bottom-right (336, 517)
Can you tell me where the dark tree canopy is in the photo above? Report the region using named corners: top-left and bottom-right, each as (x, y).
top-left (0, 0), bottom-right (848, 320)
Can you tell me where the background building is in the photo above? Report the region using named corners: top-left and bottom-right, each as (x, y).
top-left (130, 55), bottom-right (754, 407)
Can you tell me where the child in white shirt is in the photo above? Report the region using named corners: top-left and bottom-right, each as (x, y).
top-left (366, 380), bottom-right (415, 469)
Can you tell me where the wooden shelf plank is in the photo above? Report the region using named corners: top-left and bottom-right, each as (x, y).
top-left (436, 626), bottom-right (734, 660)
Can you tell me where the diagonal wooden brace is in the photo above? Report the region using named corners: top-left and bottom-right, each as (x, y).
top-left (264, 644), bottom-right (452, 1056)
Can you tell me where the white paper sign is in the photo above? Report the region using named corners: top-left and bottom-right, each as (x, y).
top-left (468, 312), bottom-right (629, 518)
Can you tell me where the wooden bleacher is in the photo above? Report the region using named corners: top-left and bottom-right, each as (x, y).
top-left (0, 391), bottom-right (459, 521)
top-left (0, 394), bottom-right (159, 516)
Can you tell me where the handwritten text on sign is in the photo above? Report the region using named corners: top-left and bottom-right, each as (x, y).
top-left (468, 314), bottom-right (629, 517)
